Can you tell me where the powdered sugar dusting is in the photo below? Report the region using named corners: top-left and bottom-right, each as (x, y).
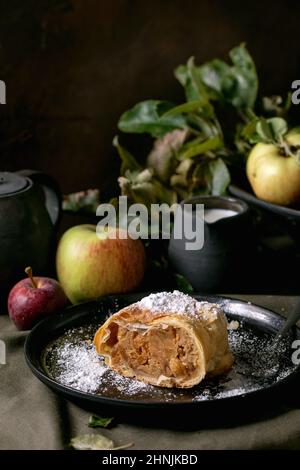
top-left (137, 290), bottom-right (220, 320)
top-left (54, 342), bottom-right (106, 393)
top-left (43, 314), bottom-right (296, 402)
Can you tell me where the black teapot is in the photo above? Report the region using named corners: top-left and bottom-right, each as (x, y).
top-left (0, 170), bottom-right (61, 290)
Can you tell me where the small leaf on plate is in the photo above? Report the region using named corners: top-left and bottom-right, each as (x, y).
top-left (88, 416), bottom-right (114, 428)
top-left (70, 434), bottom-right (133, 451)
top-left (174, 273), bottom-right (194, 293)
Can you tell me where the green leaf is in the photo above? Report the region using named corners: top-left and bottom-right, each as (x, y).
top-left (179, 136), bottom-right (223, 159)
top-left (255, 117), bottom-right (288, 144)
top-left (175, 64), bottom-right (199, 102)
top-left (175, 58), bottom-right (213, 110)
top-left (268, 117), bottom-right (288, 140)
top-left (187, 114), bottom-right (220, 138)
top-left (199, 44), bottom-right (258, 110)
top-left (88, 416), bottom-right (114, 428)
top-left (162, 99), bottom-right (208, 116)
top-left (162, 98), bottom-right (221, 141)
top-left (113, 136), bottom-right (141, 175)
top-left (171, 157), bottom-right (230, 198)
top-left (70, 434), bottom-right (133, 451)
top-left (229, 44), bottom-right (258, 107)
top-left (174, 273), bottom-right (194, 293)
top-left (187, 57), bottom-right (210, 100)
top-left (118, 100), bottom-right (187, 138)
top-left (256, 117), bottom-right (274, 142)
top-left (208, 158), bottom-right (231, 195)
top-left (240, 118), bottom-right (259, 141)
top-left (175, 45), bottom-right (257, 114)
top-left (237, 116), bottom-right (289, 148)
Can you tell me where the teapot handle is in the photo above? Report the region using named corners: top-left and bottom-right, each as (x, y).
top-left (16, 169), bottom-right (61, 228)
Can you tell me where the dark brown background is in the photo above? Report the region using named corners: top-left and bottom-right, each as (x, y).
top-left (0, 0), bottom-right (299, 196)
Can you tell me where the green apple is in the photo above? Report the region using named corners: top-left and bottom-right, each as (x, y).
top-left (247, 130), bottom-right (300, 206)
top-left (56, 225), bottom-right (146, 304)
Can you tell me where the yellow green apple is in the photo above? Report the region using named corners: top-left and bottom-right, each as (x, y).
top-left (247, 130), bottom-right (300, 206)
top-left (56, 225), bottom-right (146, 304)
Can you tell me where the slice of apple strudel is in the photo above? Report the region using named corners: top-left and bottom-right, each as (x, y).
top-left (93, 291), bottom-right (234, 388)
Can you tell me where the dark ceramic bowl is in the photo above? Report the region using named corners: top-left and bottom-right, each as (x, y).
top-left (229, 184), bottom-right (300, 240)
top-left (168, 196), bottom-right (251, 293)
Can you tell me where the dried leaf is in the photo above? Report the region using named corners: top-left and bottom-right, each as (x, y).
top-left (70, 434), bottom-right (114, 450)
top-left (147, 128), bottom-right (190, 182)
top-left (118, 169), bottom-right (177, 207)
top-left (62, 189), bottom-right (100, 214)
top-left (70, 434), bottom-right (133, 451)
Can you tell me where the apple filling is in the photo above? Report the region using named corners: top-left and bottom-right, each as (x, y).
top-left (102, 321), bottom-right (202, 387)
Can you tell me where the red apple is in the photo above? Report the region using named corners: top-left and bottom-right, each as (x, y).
top-left (7, 267), bottom-right (68, 330)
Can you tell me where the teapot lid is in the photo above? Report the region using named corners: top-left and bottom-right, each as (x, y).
top-left (0, 172), bottom-right (29, 196)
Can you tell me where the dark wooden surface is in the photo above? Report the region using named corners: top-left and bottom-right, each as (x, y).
top-left (1, 0), bottom-right (300, 195)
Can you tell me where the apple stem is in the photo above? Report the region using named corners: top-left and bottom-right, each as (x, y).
top-left (278, 138), bottom-right (293, 158)
top-left (25, 266), bottom-right (37, 288)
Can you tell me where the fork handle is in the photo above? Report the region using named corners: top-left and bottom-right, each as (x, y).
top-left (275, 297), bottom-right (300, 340)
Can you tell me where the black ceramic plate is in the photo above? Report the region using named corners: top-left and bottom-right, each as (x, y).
top-left (229, 184), bottom-right (300, 223)
top-left (25, 293), bottom-right (300, 412)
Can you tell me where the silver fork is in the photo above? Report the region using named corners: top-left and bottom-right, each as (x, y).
top-left (273, 297), bottom-right (300, 346)
top-left (238, 298), bottom-right (300, 379)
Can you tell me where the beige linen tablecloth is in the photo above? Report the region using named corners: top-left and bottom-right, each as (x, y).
top-left (0, 295), bottom-right (300, 450)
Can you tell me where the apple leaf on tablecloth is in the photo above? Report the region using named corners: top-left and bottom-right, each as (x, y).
top-left (88, 415), bottom-right (114, 428)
